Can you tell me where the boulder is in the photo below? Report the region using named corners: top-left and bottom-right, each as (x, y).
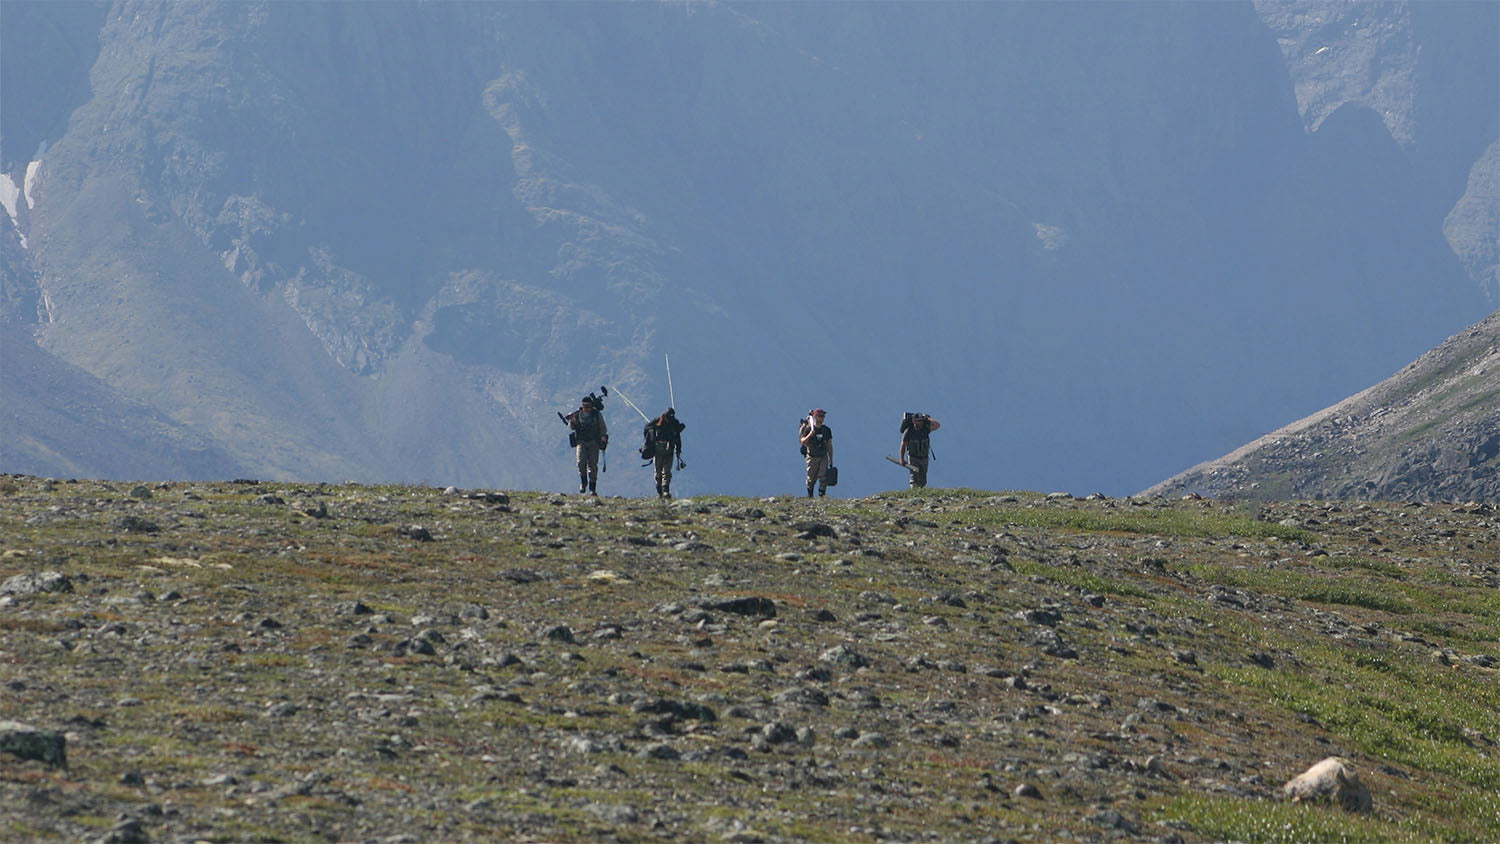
top-left (1, 571), bottom-right (72, 595)
top-left (0, 720), bottom-right (67, 767)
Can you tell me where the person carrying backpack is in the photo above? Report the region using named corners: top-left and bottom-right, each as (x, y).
top-left (643, 408), bottom-right (685, 499)
top-left (899, 412), bottom-right (941, 489)
top-left (569, 395), bottom-right (609, 494)
top-left (799, 408), bottom-right (834, 497)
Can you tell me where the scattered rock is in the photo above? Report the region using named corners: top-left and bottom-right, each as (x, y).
top-left (697, 596), bottom-right (777, 617)
top-left (0, 720), bottom-right (67, 767)
top-left (819, 644), bottom-right (871, 669)
top-left (398, 525), bottom-right (433, 541)
top-left (335, 600), bottom-right (373, 616)
top-left (794, 522), bottom-right (838, 540)
top-left (773, 687), bottom-right (830, 708)
top-left (540, 625), bottom-right (576, 643)
top-left (116, 515), bottom-right (160, 533)
top-left (1088, 808), bottom-right (1138, 834)
top-left (95, 817), bottom-right (149, 843)
top-left (297, 500), bottom-right (330, 518)
top-left (1, 479), bottom-right (1493, 841)
top-left (638, 743), bottom-right (680, 760)
top-left (2, 571), bottom-right (72, 595)
top-left (760, 722), bottom-right (798, 744)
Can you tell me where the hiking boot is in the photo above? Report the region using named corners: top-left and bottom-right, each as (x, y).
top-left (806, 485), bottom-right (814, 498)
top-left (818, 487), bottom-right (827, 497)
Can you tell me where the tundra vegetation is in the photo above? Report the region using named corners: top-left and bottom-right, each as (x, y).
top-left (3, 476), bottom-right (1499, 843)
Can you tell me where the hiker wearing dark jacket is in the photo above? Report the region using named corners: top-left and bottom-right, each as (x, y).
top-left (899, 413), bottom-right (941, 488)
top-left (799, 408), bottom-right (833, 497)
top-left (570, 396), bottom-right (608, 494)
top-left (644, 408), bottom-right (685, 499)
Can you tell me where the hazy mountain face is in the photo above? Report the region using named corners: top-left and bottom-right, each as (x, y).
top-left (2, 1), bottom-right (1495, 495)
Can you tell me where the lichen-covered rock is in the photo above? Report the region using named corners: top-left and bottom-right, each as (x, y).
top-left (0, 720), bottom-right (67, 768)
top-left (1, 570), bottom-right (72, 595)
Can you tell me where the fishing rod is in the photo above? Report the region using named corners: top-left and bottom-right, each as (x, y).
top-left (663, 355), bottom-right (685, 472)
top-left (665, 353), bottom-right (676, 410)
top-left (608, 385), bottom-right (652, 423)
top-left (608, 384), bottom-right (659, 470)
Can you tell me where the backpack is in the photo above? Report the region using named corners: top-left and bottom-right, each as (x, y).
top-left (901, 413), bottom-right (931, 459)
top-left (574, 410), bottom-right (602, 444)
top-left (798, 419), bottom-right (810, 456)
top-left (640, 424), bottom-right (659, 460)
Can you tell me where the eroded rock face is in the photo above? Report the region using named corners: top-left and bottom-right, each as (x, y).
top-left (1255, 0), bottom-right (1499, 299)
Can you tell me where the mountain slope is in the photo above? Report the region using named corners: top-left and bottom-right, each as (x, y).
top-left (0, 327), bottom-right (248, 480)
top-left (1145, 309), bottom-right (1500, 501)
top-left (1, 1), bottom-right (1495, 495)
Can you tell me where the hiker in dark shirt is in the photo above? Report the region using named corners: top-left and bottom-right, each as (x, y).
top-left (899, 413), bottom-right (941, 488)
top-left (799, 408), bottom-right (833, 497)
top-left (643, 408), bottom-right (685, 499)
top-left (569, 395), bottom-right (608, 494)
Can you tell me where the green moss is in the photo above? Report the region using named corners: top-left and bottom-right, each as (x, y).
top-left (1010, 559), bottom-right (1155, 598)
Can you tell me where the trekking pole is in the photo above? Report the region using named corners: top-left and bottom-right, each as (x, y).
top-left (665, 354), bottom-right (676, 409)
top-left (608, 386), bottom-right (652, 423)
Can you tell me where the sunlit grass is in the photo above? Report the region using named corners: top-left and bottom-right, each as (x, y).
top-left (1152, 793), bottom-right (1451, 844)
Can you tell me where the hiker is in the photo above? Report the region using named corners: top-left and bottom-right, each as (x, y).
top-left (799, 408), bottom-right (834, 497)
top-left (899, 412), bottom-right (941, 488)
top-left (643, 408), bottom-right (685, 499)
top-left (569, 394), bottom-right (608, 494)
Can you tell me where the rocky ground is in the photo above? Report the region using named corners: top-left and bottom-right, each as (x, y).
top-left (3, 475), bottom-right (1500, 843)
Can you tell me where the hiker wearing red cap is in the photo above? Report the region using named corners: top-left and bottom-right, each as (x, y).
top-left (798, 408), bottom-right (834, 497)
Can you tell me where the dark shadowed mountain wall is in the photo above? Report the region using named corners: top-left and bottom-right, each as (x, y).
top-left (1, 1), bottom-right (1494, 496)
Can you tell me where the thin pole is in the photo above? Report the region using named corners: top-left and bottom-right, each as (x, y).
top-left (665, 354), bottom-right (676, 410)
top-left (610, 386), bottom-right (651, 422)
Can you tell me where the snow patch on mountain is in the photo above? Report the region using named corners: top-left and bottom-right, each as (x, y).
top-left (0, 161), bottom-right (41, 249)
top-left (0, 175), bottom-right (20, 227)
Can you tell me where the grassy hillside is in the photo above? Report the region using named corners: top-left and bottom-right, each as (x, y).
top-left (3, 477), bottom-right (1500, 842)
